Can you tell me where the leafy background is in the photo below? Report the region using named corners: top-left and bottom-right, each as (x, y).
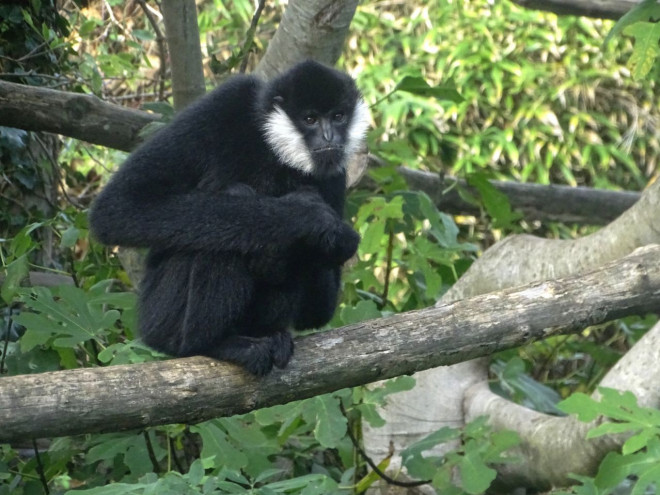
top-left (1, 0), bottom-right (660, 493)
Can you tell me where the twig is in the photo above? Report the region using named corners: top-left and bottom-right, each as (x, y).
top-left (32, 439), bottom-right (50, 494)
top-left (239, 0), bottom-right (267, 73)
top-left (380, 226), bottom-right (395, 309)
top-left (0, 308), bottom-right (13, 374)
top-left (339, 402), bottom-right (430, 488)
top-left (143, 431), bottom-right (161, 473)
top-left (136, 0), bottom-right (168, 100)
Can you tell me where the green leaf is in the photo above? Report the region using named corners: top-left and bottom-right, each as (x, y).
top-left (401, 426), bottom-right (461, 464)
top-left (340, 300), bottom-right (382, 324)
top-left (604, 0), bottom-right (660, 45)
top-left (467, 173), bottom-right (522, 229)
top-left (306, 395), bottom-right (347, 448)
top-left (191, 421), bottom-right (248, 471)
top-left (459, 446), bottom-right (497, 494)
top-left (87, 433), bottom-right (142, 463)
top-left (1, 254), bottom-right (28, 303)
top-left (393, 76), bottom-right (464, 103)
top-left (132, 29), bottom-right (155, 41)
top-left (186, 459), bottom-right (205, 486)
top-left (622, 429), bottom-right (657, 455)
top-left (623, 21), bottom-right (660, 80)
top-left (557, 393), bottom-right (600, 422)
top-left (60, 226), bottom-right (80, 248)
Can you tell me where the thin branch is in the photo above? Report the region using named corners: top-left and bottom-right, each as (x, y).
top-left (136, 0), bottom-right (168, 100)
top-left (510, 0), bottom-right (641, 20)
top-left (32, 439), bottom-right (50, 494)
top-left (340, 402), bottom-right (430, 488)
top-left (239, 0), bottom-right (267, 73)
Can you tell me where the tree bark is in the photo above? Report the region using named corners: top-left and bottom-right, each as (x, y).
top-left (396, 168), bottom-right (640, 226)
top-left (255, 0), bottom-right (359, 79)
top-left (1, 245), bottom-right (659, 442)
top-left (511, 0), bottom-right (642, 20)
top-left (160, 0), bottom-right (206, 109)
top-left (0, 80), bottom-right (159, 152)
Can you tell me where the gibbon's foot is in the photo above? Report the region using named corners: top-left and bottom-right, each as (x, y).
top-left (270, 331), bottom-right (294, 369)
top-left (213, 335), bottom-right (276, 376)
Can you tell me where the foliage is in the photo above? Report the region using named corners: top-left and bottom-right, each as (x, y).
top-left (554, 388), bottom-right (660, 495)
top-left (2, 0), bottom-right (660, 494)
top-left (604, 0), bottom-right (660, 80)
top-left (350, 0), bottom-right (658, 189)
top-left (399, 416), bottom-right (520, 495)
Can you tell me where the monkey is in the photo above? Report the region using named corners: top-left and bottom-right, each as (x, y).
top-left (89, 60), bottom-right (370, 375)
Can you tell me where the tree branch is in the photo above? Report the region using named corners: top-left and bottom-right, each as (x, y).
top-left (510, 0), bottom-right (642, 20)
top-left (161, 0), bottom-right (206, 109)
top-left (0, 80), bottom-right (159, 152)
top-left (396, 168), bottom-right (640, 226)
top-left (255, 0), bottom-right (359, 79)
top-left (1, 245), bottom-right (659, 442)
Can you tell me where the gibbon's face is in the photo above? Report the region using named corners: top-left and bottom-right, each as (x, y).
top-left (262, 61), bottom-right (370, 176)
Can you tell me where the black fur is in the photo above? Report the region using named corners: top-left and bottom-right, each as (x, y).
top-left (89, 61), bottom-right (364, 375)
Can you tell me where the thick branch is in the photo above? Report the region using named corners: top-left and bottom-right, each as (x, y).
top-left (511, 0), bottom-right (642, 20)
top-left (1, 245), bottom-right (659, 442)
top-left (255, 0), bottom-right (359, 79)
top-left (0, 80), bottom-right (159, 152)
top-left (397, 168), bottom-right (640, 226)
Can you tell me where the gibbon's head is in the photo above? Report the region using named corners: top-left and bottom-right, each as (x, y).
top-left (261, 60), bottom-right (370, 176)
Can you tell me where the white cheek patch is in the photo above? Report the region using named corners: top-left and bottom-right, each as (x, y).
top-left (263, 106), bottom-right (315, 174)
top-left (345, 99), bottom-right (370, 158)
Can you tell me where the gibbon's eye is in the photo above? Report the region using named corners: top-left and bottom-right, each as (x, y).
top-left (333, 112), bottom-right (346, 122)
top-left (304, 115), bottom-right (317, 125)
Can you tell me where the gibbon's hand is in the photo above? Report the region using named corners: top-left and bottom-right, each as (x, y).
top-left (281, 190), bottom-right (360, 264)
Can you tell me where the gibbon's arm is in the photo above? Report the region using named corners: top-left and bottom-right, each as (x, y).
top-left (89, 180), bottom-right (340, 254)
top-left (90, 74), bottom-right (356, 257)
top-left (88, 135), bottom-right (348, 255)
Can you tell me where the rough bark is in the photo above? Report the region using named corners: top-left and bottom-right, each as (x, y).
top-left (0, 80), bottom-right (159, 152)
top-left (511, 0), bottom-right (642, 20)
top-left (255, 0), bottom-right (359, 79)
top-left (160, 0), bottom-right (205, 109)
top-left (2, 244), bottom-right (660, 442)
top-left (365, 168), bottom-right (660, 492)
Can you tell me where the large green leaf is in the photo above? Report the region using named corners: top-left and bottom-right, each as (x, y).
top-left (393, 76), bottom-right (464, 103)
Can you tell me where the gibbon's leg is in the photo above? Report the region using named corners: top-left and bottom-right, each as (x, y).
top-left (212, 331), bottom-right (293, 376)
top-left (293, 267), bottom-right (341, 330)
top-left (175, 253), bottom-right (256, 357)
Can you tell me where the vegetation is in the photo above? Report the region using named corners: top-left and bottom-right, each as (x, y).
top-left (1, 0), bottom-right (659, 493)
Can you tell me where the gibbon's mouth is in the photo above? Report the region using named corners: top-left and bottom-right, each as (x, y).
top-left (312, 145), bottom-right (343, 153)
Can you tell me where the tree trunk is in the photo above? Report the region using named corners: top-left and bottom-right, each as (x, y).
top-left (255, 0), bottom-right (359, 79)
top-left (160, 0), bottom-right (205, 109)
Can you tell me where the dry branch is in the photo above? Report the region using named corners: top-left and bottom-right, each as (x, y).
top-left (511, 0), bottom-right (641, 20)
top-left (1, 245), bottom-right (659, 442)
top-left (397, 168), bottom-right (640, 226)
top-left (0, 80), bottom-right (159, 152)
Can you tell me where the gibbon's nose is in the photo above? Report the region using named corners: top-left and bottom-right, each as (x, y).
top-left (320, 120), bottom-right (334, 143)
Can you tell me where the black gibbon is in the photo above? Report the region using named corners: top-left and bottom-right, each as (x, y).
top-left (90, 60), bottom-right (370, 375)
